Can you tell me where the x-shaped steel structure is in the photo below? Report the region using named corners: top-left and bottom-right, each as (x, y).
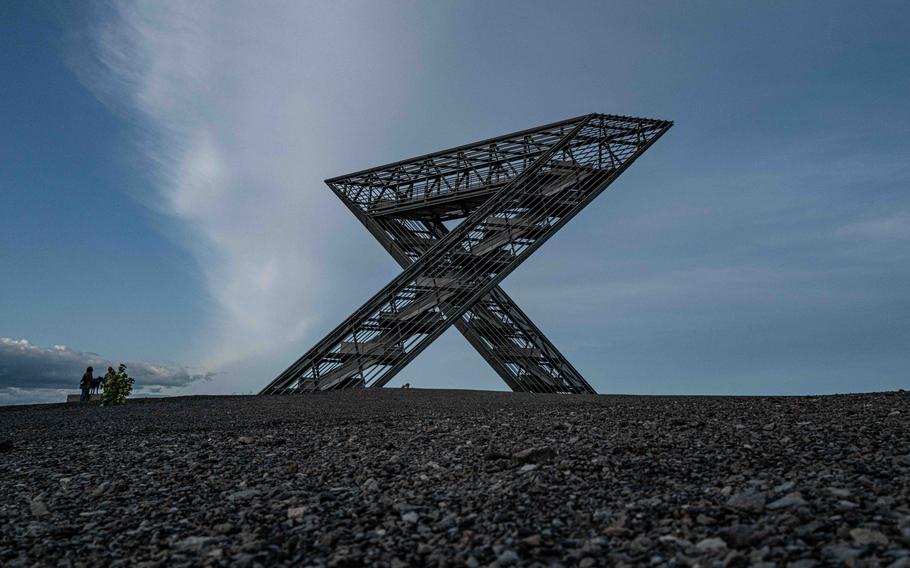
top-left (261, 113), bottom-right (671, 394)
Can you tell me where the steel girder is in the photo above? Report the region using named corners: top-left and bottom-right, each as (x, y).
top-left (342, 214), bottom-right (594, 394)
top-left (261, 113), bottom-right (672, 395)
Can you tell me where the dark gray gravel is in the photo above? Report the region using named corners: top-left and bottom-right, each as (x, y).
top-left (1, 389), bottom-right (909, 567)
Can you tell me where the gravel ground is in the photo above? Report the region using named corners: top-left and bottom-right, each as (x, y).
top-left (1, 389), bottom-right (909, 567)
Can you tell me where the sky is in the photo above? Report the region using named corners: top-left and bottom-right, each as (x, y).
top-left (1, 1), bottom-right (908, 404)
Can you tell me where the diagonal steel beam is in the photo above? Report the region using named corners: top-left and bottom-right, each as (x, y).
top-left (345, 209), bottom-right (594, 393)
top-left (261, 114), bottom-right (671, 395)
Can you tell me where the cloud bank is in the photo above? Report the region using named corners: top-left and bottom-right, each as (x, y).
top-left (0, 337), bottom-right (214, 405)
top-left (839, 214), bottom-right (910, 241)
top-left (0, 338), bottom-right (213, 391)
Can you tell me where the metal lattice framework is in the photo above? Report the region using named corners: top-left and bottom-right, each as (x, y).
top-left (261, 113), bottom-right (672, 394)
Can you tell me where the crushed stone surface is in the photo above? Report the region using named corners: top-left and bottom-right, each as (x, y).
top-left (1, 389), bottom-right (909, 566)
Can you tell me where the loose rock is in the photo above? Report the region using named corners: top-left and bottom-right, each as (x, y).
top-left (511, 446), bottom-right (556, 464)
top-left (726, 489), bottom-right (767, 512)
top-left (766, 492), bottom-right (808, 510)
top-left (850, 527), bottom-right (888, 546)
top-left (696, 537), bottom-right (727, 552)
top-left (29, 499), bottom-right (48, 517)
top-left (0, 389), bottom-right (907, 566)
top-left (287, 506), bottom-right (307, 519)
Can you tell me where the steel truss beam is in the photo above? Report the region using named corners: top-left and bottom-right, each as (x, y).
top-left (261, 113), bottom-right (672, 395)
top-left (345, 213), bottom-right (594, 394)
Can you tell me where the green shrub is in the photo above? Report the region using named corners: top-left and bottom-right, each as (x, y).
top-left (101, 363), bottom-right (134, 406)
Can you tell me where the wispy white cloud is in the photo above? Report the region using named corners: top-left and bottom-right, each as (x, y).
top-left (838, 213), bottom-right (910, 240)
top-left (0, 338), bottom-right (213, 393)
top-left (511, 262), bottom-right (885, 331)
top-left (72, 1), bottom-right (422, 370)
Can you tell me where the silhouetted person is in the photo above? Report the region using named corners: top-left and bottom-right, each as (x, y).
top-left (103, 366), bottom-right (115, 391)
top-left (80, 366), bottom-right (93, 402)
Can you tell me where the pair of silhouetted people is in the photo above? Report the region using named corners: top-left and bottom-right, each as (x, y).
top-left (80, 366), bottom-right (115, 402)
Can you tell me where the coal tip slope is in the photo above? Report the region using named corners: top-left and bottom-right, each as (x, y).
top-left (1, 389), bottom-right (909, 566)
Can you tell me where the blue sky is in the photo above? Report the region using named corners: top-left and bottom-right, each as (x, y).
top-left (1, 1), bottom-right (908, 404)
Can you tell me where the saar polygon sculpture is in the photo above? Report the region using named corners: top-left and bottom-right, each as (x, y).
top-left (261, 113), bottom-right (672, 394)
